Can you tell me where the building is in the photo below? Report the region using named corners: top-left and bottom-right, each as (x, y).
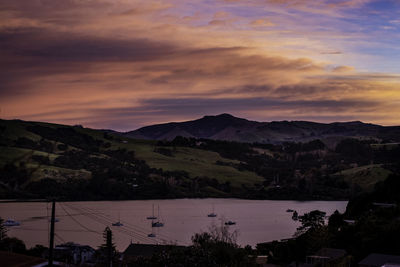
top-left (122, 243), bottom-right (185, 265)
top-left (306, 248), bottom-right (347, 267)
top-left (54, 242), bottom-right (95, 265)
top-left (359, 253), bottom-right (400, 267)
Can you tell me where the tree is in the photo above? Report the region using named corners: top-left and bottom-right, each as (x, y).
top-left (97, 227), bottom-right (117, 266)
top-left (192, 223), bottom-right (238, 247)
top-left (295, 210), bottom-right (326, 236)
top-left (328, 210), bottom-right (344, 232)
top-left (0, 217), bottom-right (7, 240)
top-left (0, 237), bottom-right (26, 253)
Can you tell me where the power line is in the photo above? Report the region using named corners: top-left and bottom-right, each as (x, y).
top-left (62, 203), bottom-right (152, 244)
top-left (75, 205), bottom-right (164, 241)
top-left (77, 204), bottom-right (175, 242)
top-left (55, 233), bottom-right (66, 244)
top-left (64, 203), bottom-right (160, 244)
top-left (79, 205), bottom-right (160, 238)
top-left (59, 202), bottom-right (101, 235)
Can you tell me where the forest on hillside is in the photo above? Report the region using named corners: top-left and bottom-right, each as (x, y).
top-left (1, 120), bottom-right (400, 200)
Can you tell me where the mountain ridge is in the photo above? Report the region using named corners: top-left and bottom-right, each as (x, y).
top-left (125, 114), bottom-right (400, 144)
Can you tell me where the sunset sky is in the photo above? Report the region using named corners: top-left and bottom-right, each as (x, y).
top-left (1, 0), bottom-right (400, 131)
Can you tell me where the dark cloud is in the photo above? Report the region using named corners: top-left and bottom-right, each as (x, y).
top-left (0, 22), bottom-right (324, 99)
top-left (0, 27), bottom-right (179, 96)
top-left (137, 97), bottom-right (378, 113)
top-left (0, 29), bottom-right (177, 63)
top-left (321, 51), bottom-right (342, 54)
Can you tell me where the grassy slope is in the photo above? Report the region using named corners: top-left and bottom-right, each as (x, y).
top-left (123, 141), bottom-right (262, 186)
top-left (0, 120), bottom-right (263, 187)
top-left (0, 146), bottom-right (90, 182)
top-left (334, 164), bottom-right (392, 191)
top-left (74, 125), bottom-right (263, 186)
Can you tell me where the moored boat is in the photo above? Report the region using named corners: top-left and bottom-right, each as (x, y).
top-left (151, 205), bottom-right (164, 227)
top-left (147, 204), bottom-right (157, 220)
top-left (4, 219), bottom-right (20, 226)
top-left (207, 204), bottom-right (217, 217)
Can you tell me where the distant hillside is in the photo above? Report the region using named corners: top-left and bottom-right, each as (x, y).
top-left (1, 118), bottom-right (399, 201)
top-left (125, 114), bottom-right (400, 145)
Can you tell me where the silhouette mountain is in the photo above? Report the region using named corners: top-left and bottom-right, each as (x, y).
top-left (125, 114), bottom-right (400, 144)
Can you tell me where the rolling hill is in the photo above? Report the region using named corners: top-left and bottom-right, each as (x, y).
top-left (125, 113), bottom-right (400, 145)
top-left (0, 117), bottom-right (399, 200)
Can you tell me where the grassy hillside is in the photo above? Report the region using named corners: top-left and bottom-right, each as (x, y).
top-left (121, 140), bottom-right (261, 186)
top-left (0, 119), bottom-right (263, 199)
top-left (1, 119), bottom-right (399, 200)
top-left (334, 164), bottom-right (392, 192)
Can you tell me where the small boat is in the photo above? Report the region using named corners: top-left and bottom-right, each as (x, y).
top-left (286, 209), bottom-right (294, 212)
top-left (112, 213), bottom-right (123, 226)
top-left (112, 221), bottom-right (123, 226)
top-left (152, 221), bottom-right (164, 227)
top-left (207, 204), bottom-right (217, 217)
top-left (4, 219), bottom-right (20, 226)
top-left (151, 205), bottom-right (164, 227)
top-left (148, 218), bottom-right (157, 237)
top-left (224, 220), bottom-right (236, 225)
top-left (147, 204), bottom-right (157, 220)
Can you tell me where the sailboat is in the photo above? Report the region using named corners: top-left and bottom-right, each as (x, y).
top-left (146, 204), bottom-right (157, 220)
top-left (112, 213), bottom-right (123, 226)
top-left (207, 204), bottom-right (217, 217)
top-left (151, 205), bottom-right (164, 227)
top-left (148, 220), bottom-right (156, 237)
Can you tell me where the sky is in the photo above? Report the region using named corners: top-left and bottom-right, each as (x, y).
top-left (1, 0), bottom-right (400, 131)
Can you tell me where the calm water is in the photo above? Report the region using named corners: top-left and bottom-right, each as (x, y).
top-left (0, 199), bottom-right (347, 250)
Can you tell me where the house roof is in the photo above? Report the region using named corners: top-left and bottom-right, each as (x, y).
top-left (123, 243), bottom-right (184, 258)
top-left (0, 251), bottom-right (47, 267)
top-left (314, 248), bottom-right (346, 260)
top-left (55, 242), bottom-right (95, 252)
top-left (359, 253), bottom-right (400, 267)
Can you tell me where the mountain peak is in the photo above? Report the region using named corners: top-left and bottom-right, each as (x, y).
top-left (125, 115), bottom-right (400, 144)
top-left (203, 113), bottom-right (235, 119)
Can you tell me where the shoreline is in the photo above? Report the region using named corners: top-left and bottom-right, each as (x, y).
top-left (0, 197), bottom-right (350, 203)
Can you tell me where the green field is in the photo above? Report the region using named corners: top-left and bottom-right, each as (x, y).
top-left (107, 137), bottom-right (263, 187)
top-left (334, 164), bottom-right (392, 191)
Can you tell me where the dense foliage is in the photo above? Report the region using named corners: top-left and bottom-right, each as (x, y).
top-left (257, 174), bottom-right (400, 265)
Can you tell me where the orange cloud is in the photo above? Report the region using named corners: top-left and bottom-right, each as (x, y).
top-left (250, 19), bottom-right (275, 27)
top-left (0, 0), bottom-right (399, 130)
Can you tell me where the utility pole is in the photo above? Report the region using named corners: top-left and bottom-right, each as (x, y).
top-left (48, 199), bottom-right (56, 267)
top-left (107, 228), bottom-right (112, 267)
